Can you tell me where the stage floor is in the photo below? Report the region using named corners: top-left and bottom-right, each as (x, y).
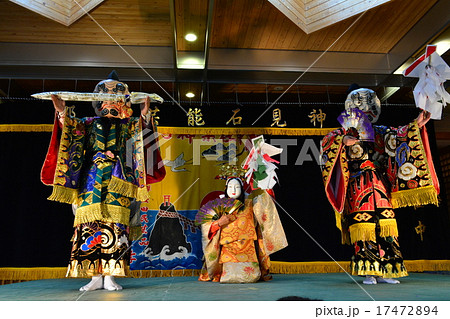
top-left (0, 272), bottom-right (449, 301)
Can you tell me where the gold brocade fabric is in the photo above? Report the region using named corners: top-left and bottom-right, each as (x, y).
top-left (350, 260), bottom-right (408, 278)
top-left (47, 116), bottom-right (149, 224)
top-left (220, 206), bottom-right (258, 263)
top-left (41, 113), bottom-right (162, 278)
top-left (221, 262), bottom-right (261, 283)
top-left (321, 121), bottom-right (439, 243)
top-left (66, 221), bottom-right (129, 278)
top-left (67, 259), bottom-right (127, 278)
top-left (199, 191), bottom-right (288, 283)
top-left (251, 191), bottom-right (289, 254)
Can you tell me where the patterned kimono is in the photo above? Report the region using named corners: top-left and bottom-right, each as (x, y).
top-left (321, 120), bottom-right (439, 278)
top-left (199, 190), bottom-right (288, 283)
top-left (41, 114), bottom-right (164, 278)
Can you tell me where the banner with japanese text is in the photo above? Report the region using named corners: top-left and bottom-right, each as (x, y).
top-left (130, 130), bottom-right (260, 270)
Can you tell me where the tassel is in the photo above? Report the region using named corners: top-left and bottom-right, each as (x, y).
top-left (269, 261), bottom-right (351, 274)
top-left (334, 210), bottom-right (342, 231)
top-left (341, 229), bottom-right (351, 245)
top-left (349, 223), bottom-right (376, 243)
top-left (1, 260), bottom-right (450, 284)
top-left (129, 269), bottom-right (201, 278)
top-left (0, 124), bottom-right (53, 132)
top-left (391, 185), bottom-right (439, 208)
top-left (74, 203), bottom-right (130, 226)
top-left (108, 176), bottom-right (138, 198)
top-left (379, 219), bottom-right (399, 238)
top-left (334, 210), bottom-right (351, 245)
top-left (0, 267), bottom-right (67, 282)
top-left (47, 185), bottom-right (78, 204)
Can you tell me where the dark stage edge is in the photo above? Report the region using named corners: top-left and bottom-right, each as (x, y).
top-left (0, 273), bottom-right (449, 301)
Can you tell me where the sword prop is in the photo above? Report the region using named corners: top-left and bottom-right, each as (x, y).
top-left (31, 91), bottom-right (164, 104)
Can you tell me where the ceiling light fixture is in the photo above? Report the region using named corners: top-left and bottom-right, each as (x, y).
top-left (185, 33), bottom-right (197, 42)
top-left (186, 92), bottom-right (195, 98)
top-left (435, 40), bottom-right (450, 55)
top-left (177, 55), bottom-right (205, 69)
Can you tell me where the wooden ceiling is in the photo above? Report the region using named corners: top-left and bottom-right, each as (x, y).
top-left (1, 0), bottom-right (173, 46)
top-left (9, 0), bottom-right (105, 26)
top-left (1, 0), bottom-right (440, 51)
top-left (266, 0), bottom-right (393, 34)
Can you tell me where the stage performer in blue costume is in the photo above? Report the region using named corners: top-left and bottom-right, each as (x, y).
top-left (41, 71), bottom-right (165, 291)
top-left (320, 86), bottom-right (439, 285)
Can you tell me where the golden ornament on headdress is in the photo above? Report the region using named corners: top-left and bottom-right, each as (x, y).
top-left (216, 164), bottom-right (247, 180)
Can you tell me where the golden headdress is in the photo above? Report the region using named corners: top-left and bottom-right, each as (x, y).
top-left (216, 164), bottom-right (247, 181)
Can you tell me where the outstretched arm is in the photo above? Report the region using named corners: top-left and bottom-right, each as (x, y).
top-left (51, 94), bottom-right (66, 127)
top-left (140, 96), bottom-right (151, 125)
top-left (416, 110), bottom-right (431, 128)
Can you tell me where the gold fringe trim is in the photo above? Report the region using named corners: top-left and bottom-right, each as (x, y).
top-left (341, 229), bottom-right (351, 245)
top-left (379, 219), bottom-right (399, 238)
top-left (403, 260), bottom-right (450, 272)
top-left (334, 210), bottom-right (351, 245)
top-left (157, 126), bottom-right (338, 136)
top-left (0, 267), bottom-right (68, 281)
top-left (270, 261), bottom-right (351, 274)
top-left (0, 124), bottom-right (53, 132)
top-left (391, 185), bottom-right (439, 208)
top-left (47, 185), bottom-right (78, 205)
top-left (1, 260), bottom-right (449, 283)
top-left (334, 210), bottom-right (342, 231)
top-left (349, 222), bottom-right (376, 243)
top-left (108, 176), bottom-right (149, 202)
top-left (108, 176), bottom-right (138, 198)
top-left (74, 203), bottom-right (130, 226)
top-left (129, 269), bottom-right (201, 278)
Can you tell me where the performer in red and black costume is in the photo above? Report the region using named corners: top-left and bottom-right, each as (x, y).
top-left (41, 71), bottom-right (165, 291)
top-left (320, 85), bottom-right (439, 285)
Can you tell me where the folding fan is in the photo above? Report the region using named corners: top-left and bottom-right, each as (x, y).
top-left (195, 198), bottom-right (244, 225)
top-left (337, 108), bottom-right (374, 142)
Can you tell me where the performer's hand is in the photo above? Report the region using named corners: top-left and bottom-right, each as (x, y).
top-left (417, 110), bottom-right (431, 128)
top-left (343, 135), bottom-right (358, 146)
top-left (51, 94), bottom-right (65, 113)
top-left (217, 215), bottom-right (231, 227)
top-left (140, 96), bottom-right (150, 117)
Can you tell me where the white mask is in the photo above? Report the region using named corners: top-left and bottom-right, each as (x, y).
top-left (226, 179), bottom-right (242, 199)
top-left (344, 88), bottom-right (381, 123)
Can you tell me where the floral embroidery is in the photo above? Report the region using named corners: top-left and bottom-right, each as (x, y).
top-left (398, 162), bottom-right (417, 181)
top-left (349, 144), bottom-right (364, 159)
top-left (384, 132), bottom-right (397, 157)
top-left (266, 240), bottom-right (274, 252)
top-left (244, 267), bottom-right (255, 274)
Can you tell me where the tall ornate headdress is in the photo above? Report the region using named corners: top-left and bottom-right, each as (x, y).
top-left (216, 164), bottom-right (246, 182)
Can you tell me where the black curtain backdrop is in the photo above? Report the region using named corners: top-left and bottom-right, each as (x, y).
top-left (1, 98), bottom-right (449, 267)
